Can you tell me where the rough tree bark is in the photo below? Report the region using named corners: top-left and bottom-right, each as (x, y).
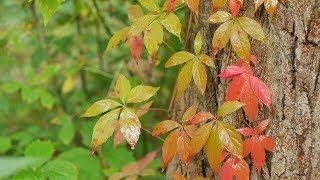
top-left (167, 0), bottom-right (320, 179)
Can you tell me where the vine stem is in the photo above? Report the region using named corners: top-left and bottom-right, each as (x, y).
top-left (132, 107), bottom-right (169, 112)
top-left (141, 127), bottom-right (164, 142)
top-left (163, 41), bottom-right (176, 53)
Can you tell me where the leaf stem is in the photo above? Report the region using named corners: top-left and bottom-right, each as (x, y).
top-left (141, 127), bottom-right (164, 142)
top-left (83, 66), bottom-right (113, 78)
top-left (163, 41), bottom-right (176, 53)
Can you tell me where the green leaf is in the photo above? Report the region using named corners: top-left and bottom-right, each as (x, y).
top-left (230, 23), bottom-right (251, 59)
top-left (58, 119), bottom-right (75, 145)
top-left (237, 17), bottom-right (265, 42)
top-left (119, 108), bottom-right (141, 149)
top-left (102, 141), bottom-right (135, 169)
top-left (106, 27), bottom-right (129, 52)
top-left (13, 169), bottom-right (43, 180)
top-left (165, 51), bottom-right (195, 68)
top-left (198, 54), bottom-right (216, 68)
top-left (39, 89), bottom-right (55, 110)
top-left (57, 148), bottom-right (102, 180)
top-left (204, 125), bottom-right (222, 172)
top-left (161, 13), bottom-right (182, 39)
top-left (21, 87), bottom-right (40, 104)
top-left (38, 0), bottom-right (62, 25)
top-left (194, 31), bottom-right (203, 55)
top-left (192, 61), bottom-right (207, 94)
top-left (144, 20), bottom-right (163, 57)
top-left (138, 0), bottom-right (160, 12)
top-left (176, 60), bottom-right (194, 97)
top-left (129, 15), bottom-right (158, 36)
top-left (114, 74), bottom-right (131, 102)
top-left (217, 101), bottom-right (245, 117)
top-left (91, 108), bottom-right (120, 152)
top-left (0, 158), bottom-right (40, 179)
top-left (217, 121), bottom-right (243, 156)
top-left (82, 99), bottom-right (121, 117)
top-left (41, 160), bottom-right (78, 180)
top-left (127, 85), bottom-right (159, 103)
top-left (0, 136), bottom-right (11, 154)
top-left (1, 82), bottom-right (21, 93)
top-left (212, 20), bottom-right (233, 51)
top-left (208, 11), bottom-right (233, 24)
top-left (24, 140), bottom-right (54, 166)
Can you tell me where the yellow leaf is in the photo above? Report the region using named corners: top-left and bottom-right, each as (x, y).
top-left (230, 22), bottom-right (251, 59)
top-left (176, 61), bottom-right (194, 97)
top-left (82, 99), bottom-right (122, 117)
top-left (192, 61), bottom-right (207, 94)
top-left (91, 108), bottom-right (120, 152)
top-left (127, 85), bottom-right (159, 103)
top-left (138, 0), bottom-right (160, 12)
top-left (217, 121), bottom-right (243, 156)
top-left (198, 54), bottom-right (215, 68)
top-left (130, 15), bottom-right (158, 36)
top-left (128, 5), bottom-right (144, 22)
top-left (237, 17), bottom-right (265, 42)
top-left (217, 101), bottom-right (245, 117)
top-left (212, 20), bottom-right (233, 51)
top-left (212, 0), bottom-right (228, 11)
top-left (190, 122), bottom-right (213, 155)
top-left (165, 51), bottom-right (195, 68)
top-left (208, 11), bottom-right (233, 24)
top-left (194, 31), bottom-right (203, 55)
top-left (114, 74), bottom-right (131, 102)
top-left (182, 102), bottom-right (199, 122)
top-left (119, 108), bottom-right (141, 149)
top-left (106, 27), bottom-right (129, 52)
top-left (62, 75), bottom-right (75, 94)
top-left (161, 13), bottom-right (182, 39)
top-left (204, 125), bottom-right (222, 172)
top-left (144, 20), bottom-right (163, 57)
top-left (162, 130), bottom-right (179, 168)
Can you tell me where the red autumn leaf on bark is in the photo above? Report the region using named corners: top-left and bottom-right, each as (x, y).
top-left (219, 155), bottom-right (249, 180)
top-left (238, 119), bottom-right (275, 173)
top-left (130, 34), bottom-right (143, 64)
top-left (229, 0), bottom-right (243, 16)
top-left (220, 60), bottom-right (271, 121)
top-left (166, 0), bottom-right (177, 13)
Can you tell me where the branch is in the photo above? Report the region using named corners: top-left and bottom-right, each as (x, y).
top-left (92, 0), bottom-right (113, 37)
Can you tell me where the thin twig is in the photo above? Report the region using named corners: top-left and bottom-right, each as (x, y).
top-left (132, 107), bottom-right (169, 112)
top-left (163, 41), bottom-right (176, 53)
top-left (141, 127), bottom-right (164, 142)
top-left (83, 66), bottom-right (113, 78)
top-left (92, 0), bottom-right (113, 36)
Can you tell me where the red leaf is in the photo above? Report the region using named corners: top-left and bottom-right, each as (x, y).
top-left (237, 127), bottom-right (256, 136)
top-left (113, 126), bottom-right (125, 147)
top-left (243, 138), bottom-right (253, 157)
top-left (187, 112), bottom-right (214, 125)
top-left (250, 76), bottom-right (271, 110)
top-left (219, 66), bottom-right (246, 79)
top-left (166, 0), bottom-right (177, 13)
top-left (256, 119), bottom-right (270, 134)
top-left (219, 156), bottom-right (249, 180)
top-left (240, 80), bottom-right (258, 121)
top-left (229, 0), bottom-right (242, 16)
top-left (130, 34), bottom-right (143, 64)
top-left (261, 135), bottom-right (275, 151)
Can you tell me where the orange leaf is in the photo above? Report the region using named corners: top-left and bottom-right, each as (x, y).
top-left (186, 0), bottom-right (200, 14)
top-left (190, 122), bottom-right (213, 155)
top-left (152, 120), bottom-right (181, 136)
top-left (162, 129), bottom-right (179, 169)
top-left (177, 132), bottom-right (191, 164)
top-left (229, 0), bottom-right (242, 16)
top-left (188, 112), bottom-right (214, 125)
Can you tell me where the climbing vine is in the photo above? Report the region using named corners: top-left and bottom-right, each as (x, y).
top-left (82, 0), bottom-right (281, 179)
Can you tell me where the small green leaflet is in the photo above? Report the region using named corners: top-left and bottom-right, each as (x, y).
top-left (41, 160), bottom-right (78, 180)
top-left (38, 0), bottom-right (63, 25)
top-left (24, 140), bottom-right (55, 166)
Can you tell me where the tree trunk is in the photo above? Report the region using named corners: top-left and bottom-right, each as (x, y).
top-left (167, 0), bottom-right (320, 179)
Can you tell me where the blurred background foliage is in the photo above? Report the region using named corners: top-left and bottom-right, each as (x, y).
top-left (0, 0), bottom-right (186, 179)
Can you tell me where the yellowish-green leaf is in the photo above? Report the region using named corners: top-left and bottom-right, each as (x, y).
top-left (106, 27), bottom-right (129, 52)
top-left (212, 20), bottom-right (233, 51)
top-left (138, 0), bottom-right (160, 12)
top-left (82, 99), bottom-right (122, 117)
top-left (194, 31), bottom-right (203, 55)
top-left (208, 11), bottom-right (233, 24)
top-left (192, 61), bottom-right (207, 94)
top-left (230, 23), bottom-right (251, 59)
top-left (114, 74), bottom-right (131, 102)
top-left (127, 85), bottom-right (159, 103)
top-left (128, 5), bottom-right (144, 22)
top-left (129, 15), bottom-right (158, 36)
top-left (176, 61), bottom-right (194, 97)
top-left (182, 102), bottom-right (199, 122)
top-left (190, 122), bottom-right (212, 155)
top-left (204, 124), bottom-right (222, 172)
top-left (62, 75), bottom-right (75, 94)
top-left (217, 121), bottom-right (243, 156)
top-left (39, 89), bottom-right (55, 110)
top-left (91, 108), bottom-right (120, 152)
top-left (198, 54), bottom-right (215, 68)
top-left (165, 51), bottom-right (195, 68)
top-left (21, 87), bottom-right (40, 104)
top-left (144, 20), bottom-right (163, 57)
top-left (119, 108), bottom-right (141, 149)
top-left (1, 82), bottom-right (21, 93)
top-left (38, 0), bottom-right (62, 25)
top-left (212, 0), bottom-right (228, 11)
top-left (217, 101), bottom-right (245, 117)
top-left (161, 13), bottom-right (182, 39)
top-left (237, 17), bottom-right (265, 42)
